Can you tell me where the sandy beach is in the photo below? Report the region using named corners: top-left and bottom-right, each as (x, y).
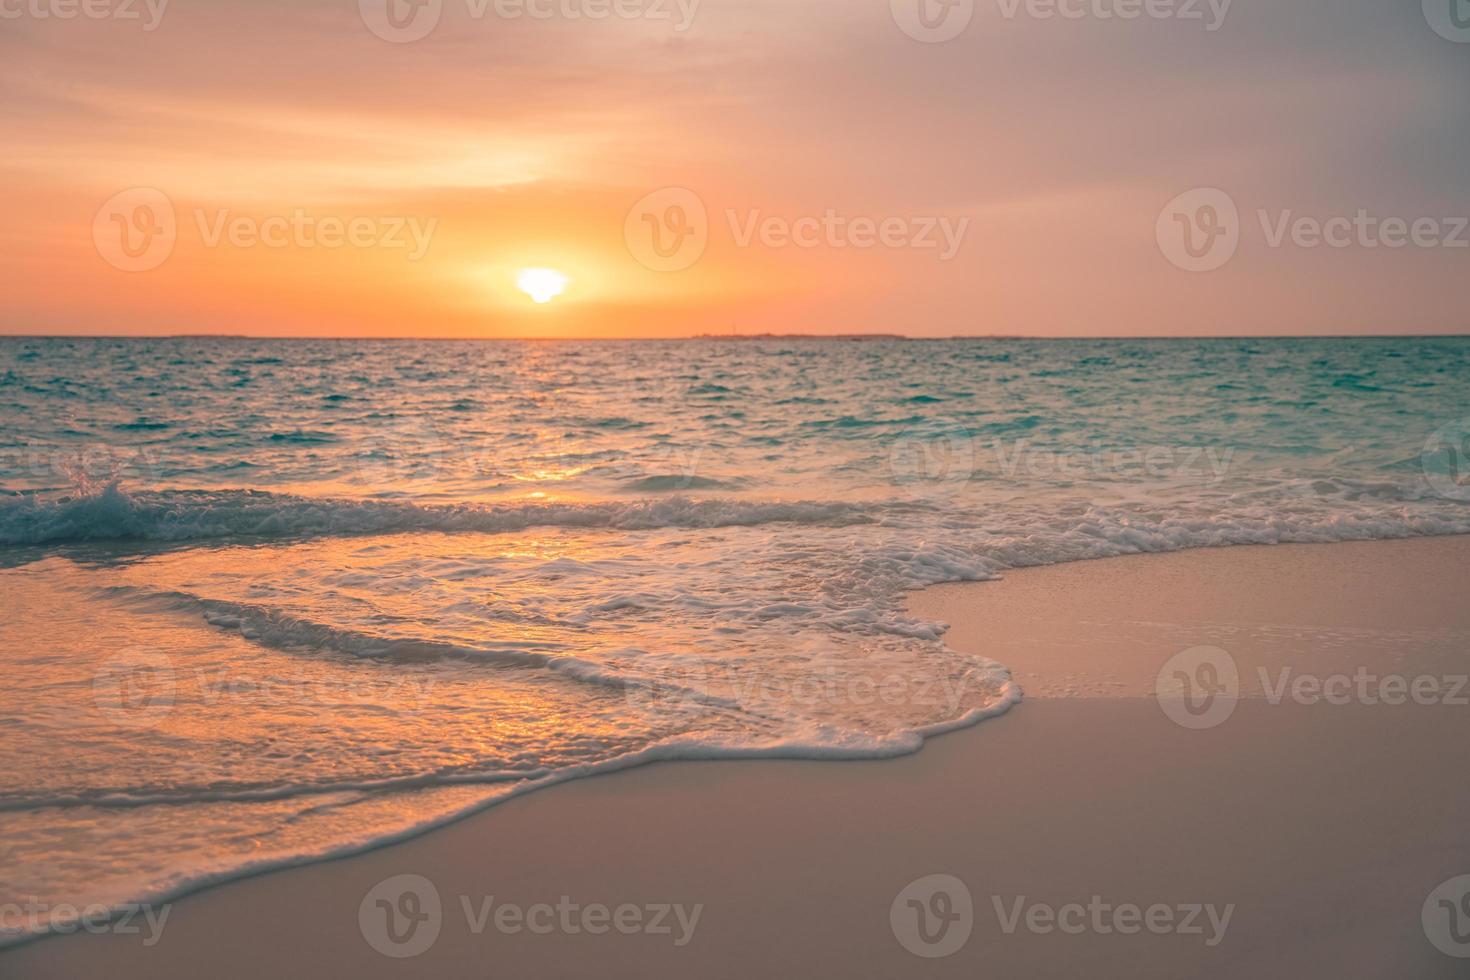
top-left (9, 0), bottom-right (1470, 973)
top-left (7, 535), bottom-right (1470, 979)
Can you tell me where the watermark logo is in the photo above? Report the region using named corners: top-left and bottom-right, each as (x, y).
top-left (727, 210), bottom-right (969, 260)
top-left (1423, 418), bottom-right (1470, 502)
top-left (621, 663), bottom-right (712, 723)
top-left (1160, 189), bottom-right (1468, 272)
top-left (625, 187), bottom-right (708, 272)
top-left (996, 0), bottom-right (1231, 29)
top-left (348, 418), bottom-right (464, 486)
top-left (988, 439), bottom-right (1234, 484)
top-left (887, 418), bottom-right (977, 486)
top-left (1155, 646), bottom-right (1238, 730)
top-left (1258, 210), bottom-right (1468, 251)
top-left (893, 0), bottom-right (1232, 39)
top-left (459, 895), bottom-right (702, 944)
top-left (360, 0), bottom-right (699, 42)
top-left (1157, 188), bottom-right (1239, 273)
top-left (890, 874), bottom-right (973, 958)
top-left (1423, 875), bottom-right (1470, 957)
top-left (891, 0), bottom-right (974, 42)
top-left (358, 880), bottom-right (701, 954)
top-left (0, 900), bottom-right (171, 946)
top-left (360, 0), bottom-right (443, 42)
top-left (94, 188), bottom-right (177, 273)
top-left (192, 208), bottom-right (437, 260)
top-left (624, 661), bottom-right (981, 723)
top-left (1259, 667), bottom-right (1467, 708)
top-left (93, 651), bottom-right (176, 728)
top-left (0, 0), bottom-right (169, 30)
top-left (3, 443), bottom-right (183, 492)
top-left (601, 443), bottom-right (706, 490)
top-left (992, 894), bottom-right (1233, 946)
top-left (1424, 0), bottom-right (1470, 42)
top-left (496, 0), bottom-right (700, 29)
top-left (94, 190), bottom-right (438, 271)
top-left (625, 190), bottom-right (967, 271)
top-left (359, 874), bottom-right (443, 958)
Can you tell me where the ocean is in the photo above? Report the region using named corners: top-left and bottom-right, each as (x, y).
top-left (3, 335), bottom-right (1469, 944)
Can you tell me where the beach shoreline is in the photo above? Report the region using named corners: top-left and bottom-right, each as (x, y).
top-left (7, 535), bottom-right (1470, 978)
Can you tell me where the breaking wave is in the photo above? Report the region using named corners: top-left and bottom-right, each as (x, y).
top-left (0, 485), bottom-right (872, 547)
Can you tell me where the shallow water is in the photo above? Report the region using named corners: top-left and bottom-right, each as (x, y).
top-left (3, 336), bottom-right (1469, 943)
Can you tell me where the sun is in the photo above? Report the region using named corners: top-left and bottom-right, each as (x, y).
top-left (517, 268), bottom-right (569, 304)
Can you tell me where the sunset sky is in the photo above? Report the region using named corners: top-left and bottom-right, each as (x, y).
top-left (2, 0), bottom-right (1467, 338)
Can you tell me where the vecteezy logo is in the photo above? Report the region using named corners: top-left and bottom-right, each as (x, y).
top-left (886, 417), bottom-right (975, 486)
top-left (622, 662), bottom-right (712, 723)
top-left (1423, 875), bottom-right (1470, 957)
top-left (1424, 0), bottom-right (1470, 42)
top-left (891, 0), bottom-right (974, 42)
top-left (1422, 418), bottom-right (1470, 502)
top-left (1156, 188), bottom-right (1240, 273)
top-left (93, 188), bottom-right (177, 273)
top-left (890, 874), bottom-right (973, 958)
top-left (359, 874), bottom-right (442, 958)
top-left (1155, 646), bottom-right (1239, 730)
top-left (92, 651), bottom-right (176, 728)
top-left (359, 0), bottom-right (443, 42)
top-left (624, 187), bottom-right (708, 272)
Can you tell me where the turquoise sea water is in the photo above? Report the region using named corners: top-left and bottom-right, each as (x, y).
top-left (2, 336), bottom-right (1469, 943)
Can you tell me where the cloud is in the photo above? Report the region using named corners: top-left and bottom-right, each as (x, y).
top-left (0, 0), bottom-right (1466, 335)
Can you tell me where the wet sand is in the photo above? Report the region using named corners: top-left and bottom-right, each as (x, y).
top-left (7, 536), bottom-right (1470, 978)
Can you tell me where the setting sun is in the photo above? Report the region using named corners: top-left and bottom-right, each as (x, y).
top-left (517, 268), bottom-right (569, 304)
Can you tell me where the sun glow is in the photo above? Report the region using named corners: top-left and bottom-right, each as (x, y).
top-left (517, 268), bottom-right (569, 304)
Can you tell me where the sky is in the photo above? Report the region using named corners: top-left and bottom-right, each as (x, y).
top-left (1, 0), bottom-right (1467, 338)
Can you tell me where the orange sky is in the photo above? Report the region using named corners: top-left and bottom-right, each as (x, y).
top-left (1, 0), bottom-right (1467, 337)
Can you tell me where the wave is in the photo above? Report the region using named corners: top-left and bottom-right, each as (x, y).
top-left (0, 485), bottom-right (872, 547)
top-left (99, 585), bottom-right (758, 717)
top-left (106, 586), bottom-right (573, 663)
top-left (619, 474), bottom-right (733, 492)
top-left (0, 767), bottom-right (547, 814)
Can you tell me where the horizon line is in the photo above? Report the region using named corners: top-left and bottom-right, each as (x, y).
top-left (3, 332), bottom-right (1470, 342)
